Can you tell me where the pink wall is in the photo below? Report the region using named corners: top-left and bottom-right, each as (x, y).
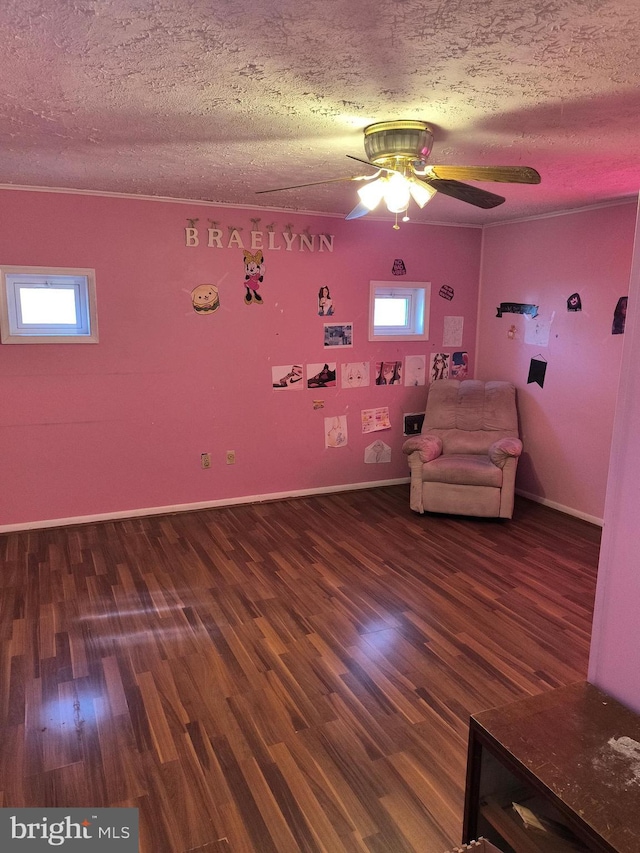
top-left (0, 188), bottom-right (481, 527)
top-left (476, 203), bottom-right (637, 522)
top-left (6, 185), bottom-right (640, 712)
top-left (589, 202), bottom-right (640, 711)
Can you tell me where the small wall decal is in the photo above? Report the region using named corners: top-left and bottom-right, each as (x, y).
top-left (364, 439), bottom-right (392, 463)
top-left (439, 284), bottom-right (454, 301)
top-left (567, 292), bottom-right (582, 312)
top-left (507, 324), bottom-right (517, 339)
top-left (392, 259), bottom-right (407, 276)
top-left (190, 284), bottom-right (220, 314)
top-left (496, 302), bottom-right (539, 318)
top-left (375, 361), bottom-right (402, 385)
top-left (430, 352), bottom-right (450, 381)
top-left (272, 364), bottom-right (303, 389)
top-left (450, 351), bottom-right (469, 379)
top-left (243, 250), bottom-right (264, 304)
top-left (312, 400), bottom-right (325, 410)
top-left (612, 296), bottom-right (628, 335)
top-left (528, 356), bottom-right (547, 387)
top-left (318, 286), bottom-right (335, 316)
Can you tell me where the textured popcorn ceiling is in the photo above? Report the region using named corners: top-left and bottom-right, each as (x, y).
top-left (1, 0), bottom-right (640, 225)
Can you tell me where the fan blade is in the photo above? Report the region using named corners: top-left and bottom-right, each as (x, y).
top-left (428, 179), bottom-right (505, 209)
top-left (346, 154), bottom-right (398, 174)
top-left (424, 165), bottom-right (540, 184)
top-left (345, 201), bottom-right (372, 220)
top-left (256, 175), bottom-right (369, 194)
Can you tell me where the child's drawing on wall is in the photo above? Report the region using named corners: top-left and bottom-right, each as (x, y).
top-left (361, 407), bottom-right (391, 433)
top-left (318, 286), bottom-right (334, 316)
top-left (430, 352), bottom-right (450, 382)
top-left (243, 250), bottom-right (264, 305)
top-left (325, 415), bottom-right (348, 448)
top-left (364, 439), bottom-right (392, 463)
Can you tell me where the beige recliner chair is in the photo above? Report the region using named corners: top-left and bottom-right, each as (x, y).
top-left (402, 379), bottom-right (522, 519)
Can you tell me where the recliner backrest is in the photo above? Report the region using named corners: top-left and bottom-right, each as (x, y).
top-left (422, 380), bottom-right (519, 455)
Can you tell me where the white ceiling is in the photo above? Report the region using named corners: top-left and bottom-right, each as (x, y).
top-left (1, 0), bottom-right (640, 225)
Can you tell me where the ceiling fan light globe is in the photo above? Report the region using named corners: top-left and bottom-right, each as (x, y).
top-left (356, 178), bottom-right (386, 210)
top-left (384, 172), bottom-right (411, 213)
top-left (409, 180), bottom-right (437, 208)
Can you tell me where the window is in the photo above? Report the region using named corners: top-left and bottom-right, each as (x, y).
top-left (0, 266), bottom-right (98, 344)
top-left (368, 281), bottom-right (430, 341)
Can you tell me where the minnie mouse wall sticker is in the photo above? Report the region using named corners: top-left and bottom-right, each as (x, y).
top-left (242, 250), bottom-right (265, 305)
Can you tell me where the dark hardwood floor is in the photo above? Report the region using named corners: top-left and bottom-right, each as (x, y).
top-left (0, 486), bottom-right (601, 852)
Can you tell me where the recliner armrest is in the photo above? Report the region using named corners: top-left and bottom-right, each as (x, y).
top-left (488, 437), bottom-right (523, 468)
top-left (402, 434), bottom-right (443, 463)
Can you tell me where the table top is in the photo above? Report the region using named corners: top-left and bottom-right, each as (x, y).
top-left (471, 681), bottom-right (640, 853)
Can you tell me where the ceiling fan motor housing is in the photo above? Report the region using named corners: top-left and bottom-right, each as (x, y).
top-left (363, 120), bottom-right (434, 166)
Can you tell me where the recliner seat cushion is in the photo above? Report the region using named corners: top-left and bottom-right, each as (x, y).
top-left (421, 454), bottom-right (504, 488)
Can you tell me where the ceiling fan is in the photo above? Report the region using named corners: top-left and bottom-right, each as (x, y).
top-left (256, 120), bottom-right (540, 228)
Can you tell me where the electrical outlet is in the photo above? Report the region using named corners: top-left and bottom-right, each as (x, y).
top-left (201, 452), bottom-right (211, 469)
top-left (226, 450), bottom-right (236, 465)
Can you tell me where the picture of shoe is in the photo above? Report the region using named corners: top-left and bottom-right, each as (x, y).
top-left (307, 363), bottom-right (336, 388)
top-left (272, 365), bottom-right (303, 389)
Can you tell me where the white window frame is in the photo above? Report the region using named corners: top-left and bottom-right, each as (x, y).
top-left (368, 280), bottom-right (430, 341)
top-left (0, 266), bottom-right (98, 344)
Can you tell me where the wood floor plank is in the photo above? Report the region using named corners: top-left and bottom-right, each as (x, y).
top-left (0, 488), bottom-right (601, 851)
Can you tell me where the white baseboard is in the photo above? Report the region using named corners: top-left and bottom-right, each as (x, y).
top-left (0, 478), bottom-right (411, 533)
top-left (516, 489), bottom-right (603, 527)
top-left (3, 481), bottom-right (601, 534)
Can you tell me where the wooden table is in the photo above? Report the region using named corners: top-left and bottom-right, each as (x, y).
top-left (463, 682), bottom-right (640, 853)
